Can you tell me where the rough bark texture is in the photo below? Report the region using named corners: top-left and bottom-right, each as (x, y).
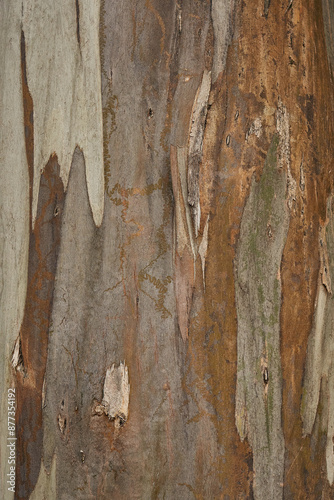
top-left (2, 0), bottom-right (334, 499)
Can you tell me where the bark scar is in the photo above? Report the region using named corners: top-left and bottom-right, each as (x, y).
top-left (170, 145), bottom-right (196, 341)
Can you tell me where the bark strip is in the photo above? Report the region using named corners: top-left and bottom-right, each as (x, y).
top-left (170, 145), bottom-right (196, 341)
top-left (302, 195), bottom-right (334, 485)
top-left (15, 157), bottom-right (64, 499)
top-left (234, 134), bottom-right (289, 499)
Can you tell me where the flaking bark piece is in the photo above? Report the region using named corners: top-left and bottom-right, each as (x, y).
top-left (102, 362), bottom-right (130, 427)
top-left (170, 145), bottom-right (196, 341)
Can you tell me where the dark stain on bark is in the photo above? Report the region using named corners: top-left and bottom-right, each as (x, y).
top-left (298, 94), bottom-right (315, 138)
top-left (15, 157), bottom-right (64, 499)
top-left (20, 28), bottom-right (34, 228)
top-left (75, 0), bottom-right (81, 49)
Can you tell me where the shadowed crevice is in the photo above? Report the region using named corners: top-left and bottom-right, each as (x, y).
top-left (75, 0), bottom-right (81, 49)
top-left (20, 28), bottom-right (34, 229)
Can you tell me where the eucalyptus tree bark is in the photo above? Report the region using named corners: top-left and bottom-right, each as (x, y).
top-left (1, 0), bottom-right (334, 499)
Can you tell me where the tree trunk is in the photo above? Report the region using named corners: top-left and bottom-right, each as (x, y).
top-left (1, 0), bottom-right (334, 498)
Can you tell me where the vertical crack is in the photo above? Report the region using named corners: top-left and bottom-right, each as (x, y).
top-left (20, 28), bottom-right (34, 229)
top-left (75, 0), bottom-right (81, 48)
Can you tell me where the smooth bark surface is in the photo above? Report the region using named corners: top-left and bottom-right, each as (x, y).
top-left (2, 1), bottom-right (334, 499)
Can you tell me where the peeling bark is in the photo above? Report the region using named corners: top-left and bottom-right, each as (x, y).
top-left (22, 0), bottom-right (104, 226)
top-left (101, 362), bottom-right (130, 427)
top-left (170, 145), bottom-right (196, 341)
top-left (187, 69), bottom-right (211, 237)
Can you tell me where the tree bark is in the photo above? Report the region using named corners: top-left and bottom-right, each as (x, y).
top-left (2, 0), bottom-right (334, 498)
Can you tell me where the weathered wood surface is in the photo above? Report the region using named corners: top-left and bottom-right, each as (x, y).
top-left (2, 0), bottom-right (334, 498)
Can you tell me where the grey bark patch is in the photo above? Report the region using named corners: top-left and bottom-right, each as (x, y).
top-left (302, 196), bottom-right (334, 485)
top-left (100, 2), bottom-right (203, 495)
top-left (22, 0), bottom-right (104, 226)
top-left (234, 134), bottom-right (289, 499)
top-left (29, 456), bottom-right (57, 500)
top-left (211, 0), bottom-right (235, 82)
top-left (42, 146), bottom-right (99, 475)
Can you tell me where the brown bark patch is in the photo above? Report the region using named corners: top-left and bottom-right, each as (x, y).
top-left (15, 156), bottom-right (64, 499)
